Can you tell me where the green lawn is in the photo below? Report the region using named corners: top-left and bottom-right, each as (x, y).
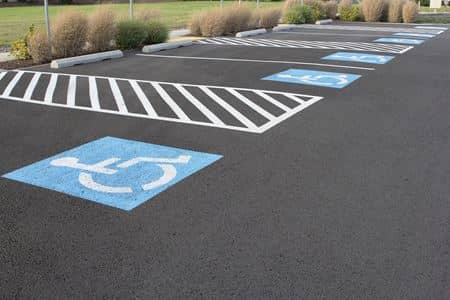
top-left (0, 1), bottom-right (283, 46)
top-left (420, 5), bottom-right (450, 12)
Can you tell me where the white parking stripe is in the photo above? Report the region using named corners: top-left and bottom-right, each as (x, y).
top-left (129, 80), bottom-right (157, 117)
top-left (136, 54), bottom-right (376, 71)
top-left (0, 71), bottom-right (6, 81)
top-left (108, 78), bottom-right (128, 113)
top-left (151, 82), bottom-right (190, 121)
top-left (67, 75), bottom-right (77, 106)
top-left (296, 24), bottom-right (443, 35)
top-left (174, 84), bottom-right (224, 125)
top-left (254, 91), bottom-right (290, 112)
top-left (88, 76), bottom-right (100, 110)
top-left (44, 73), bottom-right (58, 103)
top-left (2, 71), bottom-right (24, 97)
top-left (227, 88), bottom-right (275, 121)
top-left (23, 72), bottom-right (41, 100)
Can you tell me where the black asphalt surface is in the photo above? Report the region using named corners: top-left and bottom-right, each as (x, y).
top-left (1, 23), bottom-right (449, 299)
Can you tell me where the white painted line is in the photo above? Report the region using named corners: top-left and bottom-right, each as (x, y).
top-left (174, 84), bottom-right (225, 125)
top-left (67, 75), bottom-right (77, 106)
top-left (0, 71), bottom-right (6, 81)
top-left (200, 86), bottom-right (257, 130)
top-left (2, 71), bottom-right (24, 97)
top-left (129, 80), bottom-right (157, 117)
top-left (136, 54), bottom-right (376, 71)
top-left (254, 91), bottom-right (290, 112)
top-left (274, 31), bottom-right (392, 37)
top-left (226, 88), bottom-right (275, 121)
top-left (88, 76), bottom-right (100, 110)
top-left (285, 94), bottom-right (306, 105)
top-left (23, 72), bottom-right (41, 100)
top-left (108, 78), bottom-right (128, 113)
top-left (151, 82), bottom-right (190, 121)
top-left (44, 73), bottom-right (58, 103)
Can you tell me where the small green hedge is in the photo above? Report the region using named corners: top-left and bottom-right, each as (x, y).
top-left (339, 4), bottom-right (360, 22)
top-left (116, 20), bottom-right (168, 50)
top-left (283, 5), bottom-right (314, 24)
top-left (144, 21), bottom-right (169, 45)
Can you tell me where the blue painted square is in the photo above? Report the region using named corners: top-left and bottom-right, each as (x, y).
top-left (374, 37), bottom-right (424, 45)
top-left (393, 33), bottom-right (435, 38)
top-left (415, 26), bottom-right (447, 30)
top-left (2, 137), bottom-right (222, 211)
top-left (321, 52), bottom-right (394, 65)
top-left (262, 69), bottom-right (361, 89)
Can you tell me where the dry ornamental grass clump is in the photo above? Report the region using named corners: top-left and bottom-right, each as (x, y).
top-left (402, 0), bottom-right (419, 23)
top-left (86, 8), bottom-right (117, 52)
top-left (323, 0), bottom-right (338, 19)
top-left (52, 10), bottom-right (88, 58)
top-left (254, 8), bottom-right (282, 29)
top-left (388, 0), bottom-right (405, 23)
top-left (27, 29), bottom-right (51, 63)
top-left (361, 0), bottom-right (385, 22)
top-left (198, 8), bottom-right (228, 37)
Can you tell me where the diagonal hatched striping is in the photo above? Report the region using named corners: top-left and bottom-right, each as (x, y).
top-left (294, 24), bottom-right (444, 35)
top-left (195, 37), bottom-right (413, 54)
top-left (0, 70), bottom-right (323, 134)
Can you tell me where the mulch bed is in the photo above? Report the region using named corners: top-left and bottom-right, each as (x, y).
top-left (0, 59), bottom-right (41, 70)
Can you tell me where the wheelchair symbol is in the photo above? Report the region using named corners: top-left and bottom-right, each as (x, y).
top-left (50, 155), bottom-right (191, 194)
top-left (277, 73), bottom-right (350, 86)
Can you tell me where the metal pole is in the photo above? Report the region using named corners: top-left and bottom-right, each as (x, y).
top-left (220, 0), bottom-right (223, 8)
top-left (257, 0), bottom-right (260, 8)
top-left (44, 0), bottom-right (52, 58)
top-left (130, 0), bottom-right (134, 19)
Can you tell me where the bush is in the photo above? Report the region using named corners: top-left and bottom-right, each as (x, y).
top-left (304, 0), bottom-right (326, 21)
top-left (283, 0), bottom-right (301, 12)
top-left (283, 5), bottom-right (314, 24)
top-left (339, 0), bottom-right (361, 22)
top-left (86, 8), bottom-right (117, 52)
top-left (189, 12), bottom-right (203, 36)
top-left (10, 25), bottom-right (34, 60)
top-left (52, 10), bottom-right (88, 58)
top-left (198, 8), bottom-right (227, 37)
top-left (116, 20), bottom-right (148, 49)
top-left (388, 0), bottom-right (405, 23)
top-left (323, 0), bottom-right (338, 19)
top-left (403, 1), bottom-right (419, 23)
top-left (222, 4), bottom-right (252, 34)
top-left (361, 0), bottom-right (385, 22)
top-left (27, 29), bottom-right (51, 63)
top-left (252, 8), bottom-right (282, 29)
top-left (144, 21), bottom-right (168, 44)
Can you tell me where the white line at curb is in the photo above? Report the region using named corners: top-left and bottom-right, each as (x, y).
top-left (236, 29), bottom-right (267, 38)
top-left (272, 25), bottom-right (298, 32)
top-left (142, 40), bottom-right (194, 53)
top-left (50, 50), bottom-right (123, 69)
top-left (315, 19), bottom-right (333, 25)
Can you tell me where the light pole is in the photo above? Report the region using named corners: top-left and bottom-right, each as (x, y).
top-left (130, 0), bottom-right (134, 19)
top-left (44, 0), bottom-right (52, 58)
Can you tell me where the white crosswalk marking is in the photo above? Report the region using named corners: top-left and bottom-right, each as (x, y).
top-left (195, 37), bottom-right (413, 54)
top-left (296, 24), bottom-right (443, 35)
top-left (0, 70), bottom-right (323, 134)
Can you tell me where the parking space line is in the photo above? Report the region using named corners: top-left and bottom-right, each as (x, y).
top-left (88, 76), bottom-right (100, 110)
top-left (136, 54), bottom-right (376, 71)
top-left (0, 71), bottom-right (6, 81)
top-left (296, 24), bottom-right (443, 35)
top-left (195, 38), bottom-right (413, 54)
top-left (275, 31), bottom-right (393, 37)
top-left (108, 78), bottom-right (128, 113)
top-left (44, 73), bottom-right (58, 103)
top-left (0, 70), bottom-right (323, 133)
top-left (23, 72), bottom-right (41, 100)
top-left (2, 71), bottom-right (24, 97)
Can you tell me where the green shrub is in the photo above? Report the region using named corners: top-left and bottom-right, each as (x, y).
top-left (339, 4), bottom-right (361, 21)
top-left (10, 25), bottom-right (35, 60)
top-left (304, 0), bottom-right (326, 21)
top-left (144, 21), bottom-right (168, 44)
top-left (283, 5), bottom-right (314, 24)
top-left (116, 20), bottom-right (147, 49)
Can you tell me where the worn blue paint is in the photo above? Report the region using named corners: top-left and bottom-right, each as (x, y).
top-left (2, 137), bottom-right (222, 211)
top-left (415, 26), bottom-right (447, 30)
top-left (393, 33), bottom-right (435, 38)
top-left (262, 69), bottom-right (361, 89)
top-left (374, 37), bottom-right (424, 45)
top-left (321, 52), bottom-right (394, 65)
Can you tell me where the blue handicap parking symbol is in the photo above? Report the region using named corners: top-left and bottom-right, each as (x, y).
top-left (321, 52), bottom-right (394, 65)
top-left (374, 37), bottom-right (424, 45)
top-left (2, 137), bottom-right (222, 211)
top-left (262, 69), bottom-right (361, 89)
top-left (393, 33), bottom-right (435, 38)
top-left (415, 26), bottom-right (447, 30)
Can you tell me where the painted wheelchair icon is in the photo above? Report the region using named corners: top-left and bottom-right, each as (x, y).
top-left (50, 155), bottom-right (191, 194)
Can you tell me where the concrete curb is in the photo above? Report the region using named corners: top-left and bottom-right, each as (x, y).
top-left (315, 19), bottom-right (333, 25)
top-left (272, 25), bottom-right (298, 32)
top-left (142, 40), bottom-right (194, 53)
top-left (50, 50), bottom-right (123, 69)
top-left (236, 29), bottom-right (267, 38)
top-left (169, 29), bottom-right (191, 39)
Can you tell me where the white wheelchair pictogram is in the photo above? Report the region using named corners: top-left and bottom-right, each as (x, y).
top-left (50, 155), bottom-right (191, 193)
top-left (332, 54), bottom-right (388, 63)
top-left (277, 74), bottom-right (350, 86)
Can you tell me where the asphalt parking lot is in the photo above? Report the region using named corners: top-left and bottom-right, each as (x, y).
top-left (1, 22), bottom-right (449, 299)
